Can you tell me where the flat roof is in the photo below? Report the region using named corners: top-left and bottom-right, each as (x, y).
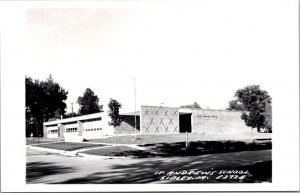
top-left (44, 105), bottom-right (242, 126)
top-left (120, 111), bottom-right (140, 116)
top-left (44, 112), bottom-right (105, 126)
top-left (141, 105), bottom-right (243, 113)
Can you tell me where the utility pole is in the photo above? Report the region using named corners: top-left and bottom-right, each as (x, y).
top-left (186, 131), bottom-right (189, 149)
top-left (71, 102), bottom-right (74, 117)
top-left (36, 119), bottom-right (39, 143)
top-left (34, 102), bottom-right (39, 143)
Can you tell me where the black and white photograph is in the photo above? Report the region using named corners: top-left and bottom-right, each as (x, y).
top-left (0, 0), bottom-right (299, 192)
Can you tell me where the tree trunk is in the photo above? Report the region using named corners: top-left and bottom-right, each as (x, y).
top-left (115, 127), bottom-right (118, 150)
top-left (251, 127), bottom-right (254, 142)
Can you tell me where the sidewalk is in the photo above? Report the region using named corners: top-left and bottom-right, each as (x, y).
top-left (27, 142), bottom-right (145, 158)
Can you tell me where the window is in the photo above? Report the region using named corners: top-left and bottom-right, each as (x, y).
top-left (66, 128), bottom-right (77, 132)
top-left (84, 128), bottom-right (102, 132)
top-left (48, 130), bottom-right (58, 134)
top-left (47, 124), bottom-right (57, 127)
top-left (83, 118), bottom-right (102, 123)
top-left (63, 121), bottom-right (77, 125)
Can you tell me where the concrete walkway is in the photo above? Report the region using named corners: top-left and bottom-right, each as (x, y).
top-left (26, 141), bottom-right (147, 158)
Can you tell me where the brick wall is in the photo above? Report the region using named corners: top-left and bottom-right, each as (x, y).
top-left (140, 106), bottom-right (180, 134)
top-left (141, 106), bottom-right (252, 135)
top-left (115, 115), bottom-right (140, 135)
top-left (192, 109), bottom-right (253, 134)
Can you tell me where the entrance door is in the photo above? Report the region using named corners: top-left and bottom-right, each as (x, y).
top-left (179, 113), bottom-right (192, 133)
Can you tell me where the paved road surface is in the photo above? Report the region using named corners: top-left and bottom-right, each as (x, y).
top-left (26, 148), bottom-right (271, 184)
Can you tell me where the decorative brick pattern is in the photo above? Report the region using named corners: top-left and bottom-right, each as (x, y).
top-left (141, 106), bottom-right (179, 134)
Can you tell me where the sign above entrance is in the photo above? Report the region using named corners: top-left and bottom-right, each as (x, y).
top-left (196, 115), bottom-right (218, 118)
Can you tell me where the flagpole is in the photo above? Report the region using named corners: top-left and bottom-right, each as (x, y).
top-left (134, 77), bottom-right (137, 140)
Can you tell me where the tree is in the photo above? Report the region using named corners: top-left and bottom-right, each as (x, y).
top-left (25, 75), bottom-right (68, 137)
top-left (107, 98), bottom-right (122, 127)
top-left (77, 88), bottom-right (103, 115)
top-left (181, 102), bottom-right (202, 109)
top-left (234, 85), bottom-right (272, 133)
top-left (263, 98), bottom-right (272, 133)
top-left (41, 75), bottom-right (68, 121)
top-left (108, 98), bottom-right (122, 148)
top-left (227, 100), bottom-right (245, 111)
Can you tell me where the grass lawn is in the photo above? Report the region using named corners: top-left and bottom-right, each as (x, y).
top-left (82, 140), bottom-right (271, 158)
top-left (89, 133), bottom-right (271, 145)
top-left (26, 137), bottom-right (63, 145)
top-left (142, 140), bottom-right (272, 157)
top-left (83, 146), bottom-right (145, 157)
top-left (33, 142), bottom-right (107, 151)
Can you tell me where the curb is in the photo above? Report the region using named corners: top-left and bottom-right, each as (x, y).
top-left (126, 144), bottom-right (148, 150)
top-left (27, 145), bottom-right (78, 157)
top-left (77, 152), bottom-right (127, 159)
top-left (27, 145), bottom-right (127, 159)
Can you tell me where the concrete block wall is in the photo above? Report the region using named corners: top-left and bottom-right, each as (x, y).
top-left (59, 124), bottom-right (64, 138)
top-left (43, 125), bottom-right (48, 138)
top-left (115, 115), bottom-right (140, 135)
top-left (141, 106), bottom-right (179, 134)
top-left (192, 109), bottom-right (253, 134)
top-left (77, 121), bottom-right (83, 136)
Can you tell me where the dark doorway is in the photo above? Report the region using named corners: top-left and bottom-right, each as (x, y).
top-left (179, 113), bottom-right (192, 133)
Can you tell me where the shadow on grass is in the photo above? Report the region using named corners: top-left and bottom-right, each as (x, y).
top-left (236, 160), bottom-right (272, 183)
top-left (58, 158), bottom-right (271, 184)
top-left (26, 161), bottom-right (77, 183)
top-left (100, 140), bottom-right (272, 158)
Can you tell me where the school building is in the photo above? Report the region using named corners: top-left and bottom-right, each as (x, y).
top-left (43, 105), bottom-right (253, 141)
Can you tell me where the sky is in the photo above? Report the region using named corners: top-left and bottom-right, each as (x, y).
top-left (24, 1), bottom-right (292, 113)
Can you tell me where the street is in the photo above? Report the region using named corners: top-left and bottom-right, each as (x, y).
top-left (27, 148), bottom-right (271, 184)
